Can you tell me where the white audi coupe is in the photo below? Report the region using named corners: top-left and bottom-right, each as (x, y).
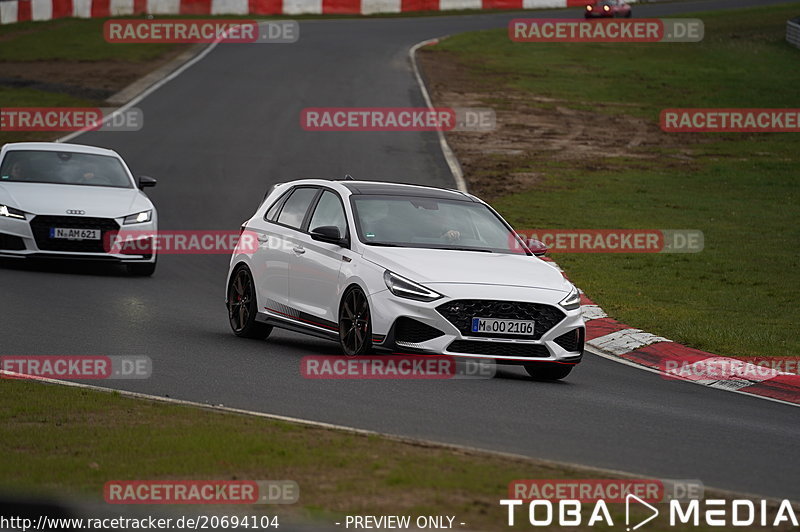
top-left (0, 142), bottom-right (158, 276)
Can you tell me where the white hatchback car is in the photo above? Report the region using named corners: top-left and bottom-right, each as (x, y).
top-left (0, 142), bottom-right (158, 276)
top-left (226, 179), bottom-right (584, 379)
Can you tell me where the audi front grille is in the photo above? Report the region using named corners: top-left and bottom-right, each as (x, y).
top-left (30, 215), bottom-right (119, 253)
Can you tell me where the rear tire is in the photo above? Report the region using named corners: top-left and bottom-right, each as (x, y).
top-left (524, 364), bottom-right (573, 381)
top-left (338, 286), bottom-right (372, 356)
top-left (227, 265), bottom-right (272, 339)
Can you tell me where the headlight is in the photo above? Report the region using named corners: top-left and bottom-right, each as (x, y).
top-left (123, 210), bottom-right (152, 225)
top-left (383, 270), bottom-right (443, 302)
top-left (0, 205), bottom-right (25, 220)
top-left (559, 286), bottom-right (581, 311)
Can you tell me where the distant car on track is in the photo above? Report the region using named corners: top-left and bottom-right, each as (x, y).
top-left (0, 142), bottom-right (158, 276)
top-left (226, 179), bottom-right (584, 380)
top-left (585, 0), bottom-right (632, 18)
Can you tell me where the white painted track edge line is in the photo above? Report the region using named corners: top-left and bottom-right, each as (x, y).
top-left (0, 370), bottom-right (650, 474)
top-left (57, 41), bottom-right (220, 143)
top-left (5, 369), bottom-right (789, 505)
top-left (409, 36), bottom-right (468, 193)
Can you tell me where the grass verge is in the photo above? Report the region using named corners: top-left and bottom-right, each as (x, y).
top-left (0, 379), bottom-right (738, 531)
top-left (0, 18), bottom-right (190, 145)
top-left (421, 3), bottom-right (800, 358)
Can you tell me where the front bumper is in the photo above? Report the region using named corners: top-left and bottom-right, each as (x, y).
top-left (0, 214), bottom-right (156, 263)
top-left (368, 283), bottom-right (585, 364)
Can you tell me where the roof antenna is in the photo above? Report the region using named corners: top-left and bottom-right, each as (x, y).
top-left (344, 174), bottom-right (354, 181)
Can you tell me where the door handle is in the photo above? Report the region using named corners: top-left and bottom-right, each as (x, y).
top-left (293, 246), bottom-right (305, 254)
top-left (257, 235), bottom-right (269, 243)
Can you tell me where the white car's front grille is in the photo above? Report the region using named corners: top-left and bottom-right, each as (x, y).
top-left (29, 215), bottom-right (119, 253)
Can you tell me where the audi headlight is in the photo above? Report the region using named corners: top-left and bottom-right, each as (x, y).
top-left (383, 270), bottom-right (443, 302)
top-left (559, 286), bottom-right (581, 311)
top-left (0, 205), bottom-right (25, 220)
top-left (123, 210), bottom-right (152, 225)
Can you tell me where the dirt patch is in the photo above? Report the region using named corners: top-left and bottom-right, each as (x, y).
top-left (0, 46), bottom-right (190, 101)
top-left (417, 48), bottom-right (702, 200)
top-left (0, 21), bottom-right (72, 42)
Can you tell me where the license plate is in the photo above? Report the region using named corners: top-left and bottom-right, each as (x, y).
top-left (49, 227), bottom-right (101, 240)
top-left (471, 317), bottom-right (535, 336)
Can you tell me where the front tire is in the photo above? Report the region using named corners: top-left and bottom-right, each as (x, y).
top-left (227, 265), bottom-right (272, 339)
top-left (524, 363), bottom-right (573, 381)
top-left (338, 287), bottom-right (372, 356)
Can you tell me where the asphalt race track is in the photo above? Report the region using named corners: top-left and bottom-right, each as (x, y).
top-left (2, 0), bottom-right (798, 501)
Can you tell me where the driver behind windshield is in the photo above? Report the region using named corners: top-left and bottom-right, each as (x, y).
top-left (371, 200), bottom-right (462, 243)
top-left (9, 161), bottom-right (27, 181)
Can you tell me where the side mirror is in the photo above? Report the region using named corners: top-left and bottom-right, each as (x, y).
top-left (138, 176), bottom-right (157, 189)
top-left (526, 238), bottom-right (548, 257)
top-left (310, 226), bottom-right (347, 247)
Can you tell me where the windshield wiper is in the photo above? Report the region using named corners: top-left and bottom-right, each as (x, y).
top-left (367, 242), bottom-right (494, 253)
top-left (437, 247), bottom-right (493, 253)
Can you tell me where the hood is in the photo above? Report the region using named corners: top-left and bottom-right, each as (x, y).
top-left (0, 182), bottom-right (151, 218)
top-left (362, 246), bottom-right (572, 293)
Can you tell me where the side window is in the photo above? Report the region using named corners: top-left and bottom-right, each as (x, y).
top-left (276, 187), bottom-right (318, 230)
top-left (308, 191), bottom-right (347, 237)
top-left (265, 191), bottom-right (289, 221)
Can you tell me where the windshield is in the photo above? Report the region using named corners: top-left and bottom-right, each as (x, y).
top-left (351, 195), bottom-right (528, 254)
top-left (0, 150), bottom-right (133, 189)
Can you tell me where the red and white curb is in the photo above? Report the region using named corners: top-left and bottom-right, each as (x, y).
top-left (2, 0), bottom-right (599, 24)
top-left (409, 38), bottom-right (798, 408)
top-left (543, 258), bottom-right (800, 406)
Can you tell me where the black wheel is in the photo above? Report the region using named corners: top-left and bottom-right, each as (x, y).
top-left (524, 363), bottom-right (573, 381)
top-left (625, 10), bottom-right (632, 17)
top-left (338, 287), bottom-right (372, 356)
top-left (227, 265), bottom-right (272, 339)
top-left (127, 259), bottom-right (156, 276)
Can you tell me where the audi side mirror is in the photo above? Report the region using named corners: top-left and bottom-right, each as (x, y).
top-left (137, 176), bottom-right (157, 189)
top-left (526, 238), bottom-right (548, 257)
